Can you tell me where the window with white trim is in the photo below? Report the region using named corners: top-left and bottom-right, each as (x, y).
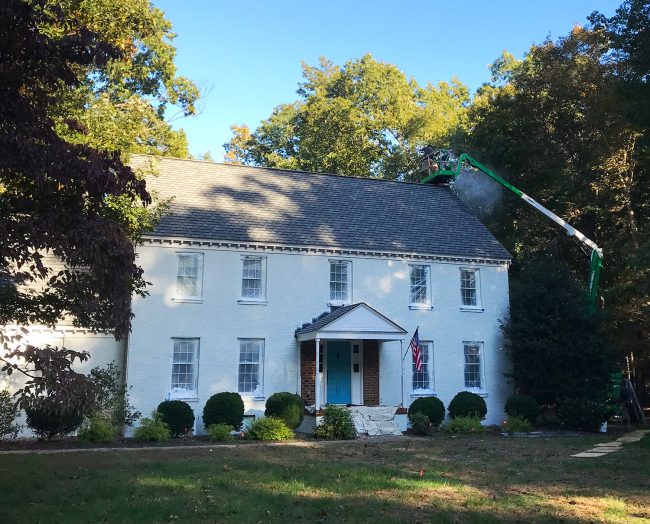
top-left (176, 253), bottom-right (203, 299)
top-left (171, 338), bottom-right (199, 395)
top-left (238, 339), bottom-right (264, 395)
top-left (463, 342), bottom-right (483, 389)
top-left (409, 264), bottom-right (431, 307)
top-left (460, 268), bottom-right (480, 307)
top-left (240, 257), bottom-right (266, 300)
top-left (412, 341), bottom-right (433, 392)
top-left (329, 260), bottom-right (351, 304)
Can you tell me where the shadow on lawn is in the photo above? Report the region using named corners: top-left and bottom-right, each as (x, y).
top-left (0, 435), bottom-right (648, 523)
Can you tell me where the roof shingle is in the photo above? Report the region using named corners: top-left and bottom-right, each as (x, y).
top-left (133, 155), bottom-right (510, 260)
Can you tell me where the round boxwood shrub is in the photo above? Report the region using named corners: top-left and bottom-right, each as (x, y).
top-left (408, 396), bottom-right (445, 427)
top-left (203, 392), bottom-right (244, 430)
top-left (505, 394), bottom-right (541, 423)
top-left (157, 400), bottom-right (195, 437)
top-left (246, 417), bottom-right (294, 441)
top-left (448, 391), bottom-right (487, 420)
top-left (557, 397), bottom-right (607, 432)
top-left (25, 400), bottom-right (84, 439)
top-left (265, 392), bottom-right (305, 429)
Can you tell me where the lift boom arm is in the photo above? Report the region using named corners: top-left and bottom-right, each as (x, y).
top-left (421, 152), bottom-right (603, 309)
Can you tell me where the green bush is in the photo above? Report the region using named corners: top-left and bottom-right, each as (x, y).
top-left (157, 400), bottom-right (195, 437)
top-left (557, 397), bottom-right (607, 432)
top-left (502, 415), bottom-right (533, 433)
top-left (133, 412), bottom-right (171, 442)
top-left (78, 415), bottom-right (116, 443)
top-left (265, 392), bottom-right (305, 429)
top-left (312, 405), bottom-right (356, 440)
top-left (207, 423), bottom-right (234, 442)
top-left (448, 391), bottom-right (487, 420)
top-left (505, 394), bottom-right (541, 423)
top-left (89, 361), bottom-right (141, 429)
top-left (246, 417), bottom-right (294, 441)
top-left (408, 396), bottom-right (445, 427)
top-left (443, 415), bottom-right (485, 433)
top-left (408, 412), bottom-right (432, 436)
top-left (203, 392), bottom-right (244, 430)
top-left (25, 399), bottom-right (83, 439)
top-left (0, 390), bottom-right (20, 438)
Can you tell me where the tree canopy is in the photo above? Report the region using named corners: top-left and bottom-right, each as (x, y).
top-left (224, 55), bottom-right (470, 179)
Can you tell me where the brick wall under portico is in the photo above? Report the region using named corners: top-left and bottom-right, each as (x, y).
top-left (362, 340), bottom-right (380, 406)
top-left (300, 341), bottom-right (316, 405)
top-left (300, 340), bottom-right (380, 406)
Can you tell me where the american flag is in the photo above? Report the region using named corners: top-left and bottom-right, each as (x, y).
top-left (410, 328), bottom-right (423, 373)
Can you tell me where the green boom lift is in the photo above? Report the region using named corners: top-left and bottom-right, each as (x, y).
top-left (418, 148), bottom-right (603, 310)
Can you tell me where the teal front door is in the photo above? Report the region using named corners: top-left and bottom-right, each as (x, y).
top-left (326, 341), bottom-right (351, 404)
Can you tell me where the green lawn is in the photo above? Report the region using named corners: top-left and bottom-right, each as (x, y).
top-left (0, 432), bottom-right (648, 523)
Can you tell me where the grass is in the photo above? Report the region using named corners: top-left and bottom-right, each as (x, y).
top-left (0, 432), bottom-right (648, 523)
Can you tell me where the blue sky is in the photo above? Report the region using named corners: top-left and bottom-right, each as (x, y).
top-left (153, 0), bottom-right (623, 159)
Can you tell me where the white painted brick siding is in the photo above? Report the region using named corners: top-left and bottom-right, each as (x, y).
top-left (127, 243), bottom-right (511, 431)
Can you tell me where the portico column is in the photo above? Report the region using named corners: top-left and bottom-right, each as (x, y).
top-left (315, 338), bottom-right (321, 411)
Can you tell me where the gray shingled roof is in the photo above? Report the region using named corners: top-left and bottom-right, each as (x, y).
top-left (133, 155), bottom-right (510, 260)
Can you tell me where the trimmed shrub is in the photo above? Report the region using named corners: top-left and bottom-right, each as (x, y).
top-left (208, 423), bottom-right (234, 442)
top-left (313, 405), bottom-right (356, 440)
top-left (25, 399), bottom-right (83, 439)
top-left (203, 392), bottom-right (244, 430)
top-left (505, 394), bottom-right (541, 423)
top-left (448, 391), bottom-right (487, 420)
top-left (246, 417), bottom-right (294, 441)
top-left (78, 415), bottom-right (116, 443)
top-left (408, 396), bottom-right (445, 427)
top-left (133, 412), bottom-right (171, 442)
top-left (157, 400), bottom-right (195, 437)
top-left (443, 415), bottom-right (485, 433)
top-left (408, 412), bottom-right (432, 436)
top-left (265, 392), bottom-right (305, 429)
top-left (0, 390), bottom-right (20, 438)
top-left (502, 415), bottom-right (533, 433)
top-left (557, 397), bottom-right (607, 432)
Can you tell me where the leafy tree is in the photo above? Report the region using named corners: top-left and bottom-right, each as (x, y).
top-left (464, 21), bottom-right (650, 403)
top-left (41, 0), bottom-right (199, 158)
top-left (503, 258), bottom-right (615, 405)
top-left (224, 55), bottom-right (470, 179)
top-left (0, 0), bottom-right (164, 420)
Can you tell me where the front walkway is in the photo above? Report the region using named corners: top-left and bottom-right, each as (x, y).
top-left (571, 428), bottom-right (649, 458)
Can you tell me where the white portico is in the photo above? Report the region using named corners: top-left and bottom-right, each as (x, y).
top-left (296, 302), bottom-right (407, 410)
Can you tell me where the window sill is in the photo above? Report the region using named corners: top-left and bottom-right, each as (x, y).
top-left (464, 389), bottom-right (488, 398)
top-left (171, 298), bottom-right (203, 304)
top-left (167, 392), bottom-right (199, 402)
top-left (237, 299), bottom-right (268, 305)
top-left (460, 306), bottom-right (484, 313)
top-left (409, 304), bottom-right (433, 311)
top-left (240, 394), bottom-right (266, 401)
top-left (327, 301), bottom-right (350, 307)
top-left (410, 390), bottom-right (437, 398)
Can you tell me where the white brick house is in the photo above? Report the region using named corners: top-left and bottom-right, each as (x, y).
top-left (3, 154), bottom-right (512, 434)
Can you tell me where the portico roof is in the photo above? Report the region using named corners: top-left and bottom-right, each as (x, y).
top-left (295, 302), bottom-right (407, 342)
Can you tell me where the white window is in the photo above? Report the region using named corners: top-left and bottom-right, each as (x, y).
top-left (412, 341), bottom-right (433, 393)
top-left (176, 253), bottom-right (203, 299)
top-left (329, 260), bottom-right (351, 304)
top-left (463, 342), bottom-right (483, 389)
top-left (409, 264), bottom-right (431, 307)
top-left (460, 268), bottom-right (480, 308)
top-left (238, 339), bottom-right (264, 395)
top-left (171, 338), bottom-right (199, 396)
top-left (240, 256), bottom-right (266, 301)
